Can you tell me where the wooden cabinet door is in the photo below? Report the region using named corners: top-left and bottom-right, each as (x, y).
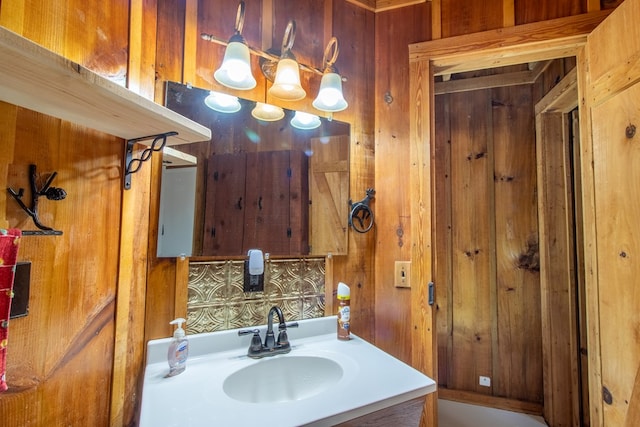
top-left (583, 0), bottom-right (640, 424)
top-left (244, 151), bottom-right (292, 254)
top-left (203, 153), bottom-right (246, 255)
top-left (204, 151), bottom-right (309, 256)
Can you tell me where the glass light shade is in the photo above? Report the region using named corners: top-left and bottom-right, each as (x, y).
top-left (251, 103), bottom-right (285, 121)
top-left (268, 58), bottom-right (306, 101)
top-left (290, 111), bottom-right (321, 130)
top-left (214, 41), bottom-right (257, 90)
top-left (312, 72), bottom-right (348, 112)
top-left (204, 91), bottom-right (241, 113)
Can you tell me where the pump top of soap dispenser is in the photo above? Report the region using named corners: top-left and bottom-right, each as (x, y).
top-left (337, 282), bottom-right (350, 300)
top-left (170, 318), bottom-right (186, 338)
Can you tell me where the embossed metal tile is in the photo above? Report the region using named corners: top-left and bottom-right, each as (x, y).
top-left (187, 258), bottom-right (325, 334)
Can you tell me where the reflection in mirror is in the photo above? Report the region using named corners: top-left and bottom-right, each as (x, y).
top-left (163, 81), bottom-right (350, 257)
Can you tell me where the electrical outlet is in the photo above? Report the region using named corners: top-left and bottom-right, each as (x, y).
top-left (394, 261), bottom-right (411, 288)
top-left (479, 376), bottom-right (491, 387)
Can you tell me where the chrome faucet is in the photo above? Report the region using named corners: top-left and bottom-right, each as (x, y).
top-left (238, 306), bottom-right (298, 358)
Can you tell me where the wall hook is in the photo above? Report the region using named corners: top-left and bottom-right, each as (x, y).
top-left (349, 188), bottom-right (375, 233)
top-left (7, 164), bottom-right (66, 235)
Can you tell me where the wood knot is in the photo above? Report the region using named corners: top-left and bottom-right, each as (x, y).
top-left (626, 124), bottom-right (636, 139)
top-left (517, 238), bottom-right (540, 272)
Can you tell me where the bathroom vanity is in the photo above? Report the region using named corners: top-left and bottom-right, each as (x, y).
top-left (139, 316), bottom-right (436, 427)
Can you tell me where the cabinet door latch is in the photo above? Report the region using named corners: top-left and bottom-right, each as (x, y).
top-left (428, 282), bottom-right (434, 306)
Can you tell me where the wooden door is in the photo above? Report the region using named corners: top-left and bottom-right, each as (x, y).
top-left (581, 0), bottom-right (640, 424)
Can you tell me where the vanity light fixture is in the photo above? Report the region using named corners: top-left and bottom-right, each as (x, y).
top-left (204, 91), bottom-right (242, 113)
top-left (251, 102), bottom-right (285, 121)
top-left (312, 37), bottom-right (348, 112)
top-left (213, 1), bottom-right (257, 90)
top-left (267, 21), bottom-right (306, 101)
top-left (290, 111), bottom-right (321, 130)
top-left (202, 2), bottom-right (348, 113)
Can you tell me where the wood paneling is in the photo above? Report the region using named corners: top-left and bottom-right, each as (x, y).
top-left (0, 1), bottom-right (130, 426)
top-left (492, 85), bottom-right (541, 403)
top-left (515, 0), bottom-right (585, 25)
top-left (1, 111), bottom-right (122, 426)
top-left (441, 0), bottom-right (505, 37)
top-left (374, 2), bottom-right (431, 364)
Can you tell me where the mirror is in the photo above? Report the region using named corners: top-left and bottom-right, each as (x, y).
top-left (162, 81), bottom-right (350, 257)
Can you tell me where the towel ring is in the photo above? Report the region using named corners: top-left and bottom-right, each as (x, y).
top-left (349, 188), bottom-right (375, 233)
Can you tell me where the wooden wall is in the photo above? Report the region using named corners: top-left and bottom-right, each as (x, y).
top-left (0, 2), bottom-right (132, 426)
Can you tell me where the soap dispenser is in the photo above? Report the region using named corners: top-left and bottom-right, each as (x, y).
top-left (243, 249), bottom-right (265, 292)
top-left (167, 318), bottom-right (189, 377)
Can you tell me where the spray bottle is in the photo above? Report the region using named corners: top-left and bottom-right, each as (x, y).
top-left (337, 282), bottom-right (351, 340)
top-left (167, 318), bottom-right (189, 377)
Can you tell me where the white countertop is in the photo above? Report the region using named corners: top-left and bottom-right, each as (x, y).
top-left (139, 316), bottom-right (436, 427)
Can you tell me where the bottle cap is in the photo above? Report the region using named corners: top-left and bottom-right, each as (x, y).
top-left (337, 282), bottom-right (350, 300)
top-left (170, 318), bottom-right (186, 338)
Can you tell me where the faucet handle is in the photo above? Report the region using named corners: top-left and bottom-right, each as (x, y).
top-left (277, 329), bottom-right (290, 347)
top-left (279, 322), bottom-right (299, 330)
top-left (238, 329), bottom-right (263, 355)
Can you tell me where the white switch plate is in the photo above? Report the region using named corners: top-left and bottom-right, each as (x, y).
top-left (479, 376), bottom-right (491, 387)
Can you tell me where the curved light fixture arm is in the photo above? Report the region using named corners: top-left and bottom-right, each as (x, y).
top-left (322, 37), bottom-right (340, 72)
top-left (234, 1), bottom-right (245, 35)
top-left (280, 20), bottom-right (297, 59)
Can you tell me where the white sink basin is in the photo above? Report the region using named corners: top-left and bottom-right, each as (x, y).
top-left (139, 316), bottom-right (436, 427)
top-left (223, 355), bottom-right (343, 403)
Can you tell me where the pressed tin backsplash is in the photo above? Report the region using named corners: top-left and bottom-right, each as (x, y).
top-left (187, 258), bottom-right (326, 334)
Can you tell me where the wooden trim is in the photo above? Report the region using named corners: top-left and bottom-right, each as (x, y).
top-left (534, 67), bottom-right (578, 114)
top-left (431, 0), bottom-right (442, 40)
top-left (439, 388), bottom-right (543, 415)
top-left (111, 141), bottom-right (152, 426)
top-left (409, 10), bottom-right (611, 75)
top-left (410, 57), bottom-right (437, 427)
top-left (587, 0), bottom-right (601, 12)
top-left (183, 0), bottom-right (198, 84)
top-left (127, 0), bottom-right (143, 94)
top-left (535, 110), bottom-right (578, 427)
top-left (345, 0), bottom-right (427, 13)
top-left (262, 0), bottom-right (273, 51)
top-left (576, 45), bottom-right (603, 427)
top-left (435, 70), bottom-right (534, 94)
top-left (174, 257), bottom-right (189, 319)
top-left (503, 0), bottom-right (515, 27)
top-left (324, 254), bottom-right (335, 316)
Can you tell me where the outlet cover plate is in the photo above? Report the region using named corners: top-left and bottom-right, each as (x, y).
top-left (479, 376), bottom-right (491, 387)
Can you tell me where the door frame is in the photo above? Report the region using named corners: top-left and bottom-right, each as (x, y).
top-left (409, 10), bottom-right (611, 426)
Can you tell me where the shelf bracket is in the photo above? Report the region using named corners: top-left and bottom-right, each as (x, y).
top-left (6, 164), bottom-right (66, 235)
top-left (123, 132), bottom-right (178, 190)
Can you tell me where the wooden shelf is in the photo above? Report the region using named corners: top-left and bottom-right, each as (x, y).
top-left (0, 26), bottom-right (211, 146)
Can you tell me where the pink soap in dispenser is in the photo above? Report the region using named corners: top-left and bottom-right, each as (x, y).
top-left (167, 318), bottom-right (189, 377)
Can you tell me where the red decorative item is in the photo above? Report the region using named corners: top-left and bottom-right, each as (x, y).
top-left (0, 228), bottom-right (22, 393)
